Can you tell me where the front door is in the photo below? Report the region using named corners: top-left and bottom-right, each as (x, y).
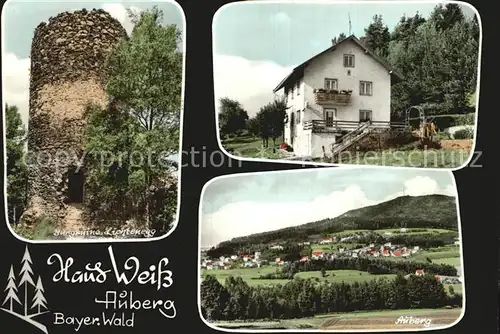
top-left (290, 112), bottom-right (295, 146)
top-left (325, 108), bottom-right (337, 127)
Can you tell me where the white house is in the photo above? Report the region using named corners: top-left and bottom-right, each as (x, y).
top-left (274, 35), bottom-right (403, 158)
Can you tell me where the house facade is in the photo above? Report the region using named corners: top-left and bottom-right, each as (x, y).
top-left (274, 35), bottom-right (403, 158)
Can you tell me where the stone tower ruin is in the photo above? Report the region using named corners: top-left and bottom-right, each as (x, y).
top-left (21, 9), bottom-right (127, 226)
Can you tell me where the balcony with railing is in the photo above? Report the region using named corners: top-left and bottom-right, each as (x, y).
top-left (314, 89), bottom-right (352, 106)
top-left (303, 120), bottom-right (407, 133)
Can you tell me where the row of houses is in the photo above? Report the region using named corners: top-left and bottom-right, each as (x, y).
top-left (410, 270), bottom-right (462, 284)
top-left (308, 243), bottom-right (421, 261)
top-left (200, 251), bottom-right (264, 270)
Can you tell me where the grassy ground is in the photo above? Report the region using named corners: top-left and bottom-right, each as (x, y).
top-left (201, 266), bottom-right (289, 287)
top-left (202, 267), bottom-right (461, 295)
top-left (222, 135), bottom-right (284, 159)
top-left (375, 228), bottom-right (455, 235)
top-left (311, 243), bottom-right (359, 252)
top-left (222, 134), bottom-right (471, 168)
top-left (412, 248), bottom-right (461, 264)
top-left (311, 229), bottom-right (457, 253)
top-left (295, 270), bottom-right (397, 283)
top-left (12, 217), bottom-right (55, 240)
top-left (212, 308), bottom-right (462, 330)
top-left (201, 267), bottom-right (395, 287)
top-left (333, 149), bottom-right (470, 168)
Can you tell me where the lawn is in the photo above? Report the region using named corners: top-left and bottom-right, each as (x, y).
top-left (212, 308), bottom-right (462, 330)
top-left (376, 228), bottom-right (455, 235)
top-left (311, 243), bottom-right (359, 252)
top-left (201, 266), bottom-right (288, 287)
top-left (330, 148), bottom-right (470, 168)
top-left (221, 135), bottom-right (285, 159)
top-left (201, 267), bottom-right (394, 287)
top-left (433, 257), bottom-right (462, 267)
top-left (222, 134), bottom-right (471, 168)
top-left (412, 249), bottom-right (461, 263)
top-left (295, 270), bottom-right (397, 284)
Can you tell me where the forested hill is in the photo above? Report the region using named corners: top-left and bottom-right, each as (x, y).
top-left (217, 195), bottom-right (457, 248)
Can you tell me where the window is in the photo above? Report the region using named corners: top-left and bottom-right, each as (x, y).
top-left (296, 109), bottom-right (301, 124)
top-left (325, 108), bottom-right (337, 127)
top-left (344, 54), bottom-right (355, 67)
top-left (324, 78), bottom-right (338, 90)
top-left (360, 81), bottom-right (373, 96)
top-left (296, 81), bottom-right (301, 95)
top-left (359, 110), bottom-right (372, 122)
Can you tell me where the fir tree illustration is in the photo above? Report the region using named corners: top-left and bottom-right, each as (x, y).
top-left (31, 276), bottom-right (47, 315)
top-left (3, 265), bottom-right (21, 312)
top-left (18, 246), bottom-right (35, 316)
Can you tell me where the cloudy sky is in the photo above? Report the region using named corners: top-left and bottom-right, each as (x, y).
top-left (2, 0), bottom-right (184, 128)
top-left (213, 1), bottom-right (476, 117)
top-left (200, 168), bottom-right (456, 248)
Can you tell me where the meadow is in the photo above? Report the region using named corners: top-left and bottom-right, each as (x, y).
top-left (201, 266), bottom-right (396, 287)
top-left (213, 307), bottom-right (462, 330)
top-left (221, 135), bottom-right (472, 168)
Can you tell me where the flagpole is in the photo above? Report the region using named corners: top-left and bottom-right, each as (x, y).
top-left (348, 13), bottom-right (352, 35)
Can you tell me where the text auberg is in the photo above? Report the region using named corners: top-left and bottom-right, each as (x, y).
top-left (395, 316), bottom-right (432, 327)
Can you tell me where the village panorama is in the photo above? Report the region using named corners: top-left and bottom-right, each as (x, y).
top-left (200, 192), bottom-right (463, 330)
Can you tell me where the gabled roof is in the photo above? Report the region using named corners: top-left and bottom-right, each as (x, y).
top-left (273, 35), bottom-right (404, 93)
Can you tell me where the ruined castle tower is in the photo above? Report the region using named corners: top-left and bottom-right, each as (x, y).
top-left (21, 9), bottom-right (127, 226)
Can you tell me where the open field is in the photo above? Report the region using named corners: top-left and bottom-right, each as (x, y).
top-left (212, 308), bottom-right (462, 330)
top-left (201, 266), bottom-right (290, 287)
top-left (222, 135), bottom-right (472, 168)
top-left (433, 257), bottom-right (462, 267)
top-left (222, 135), bottom-right (285, 159)
top-left (375, 228), bottom-right (455, 235)
top-left (201, 267), bottom-right (462, 295)
top-left (311, 228), bottom-right (458, 253)
top-left (413, 248), bottom-right (461, 264)
top-left (333, 147), bottom-right (471, 168)
top-left (295, 270), bottom-right (396, 283)
top-left (311, 243), bottom-right (358, 252)
top-left (202, 267), bottom-right (396, 287)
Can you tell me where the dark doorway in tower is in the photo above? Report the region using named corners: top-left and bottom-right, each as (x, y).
top-left (67, 166), bottom-right (84, 203)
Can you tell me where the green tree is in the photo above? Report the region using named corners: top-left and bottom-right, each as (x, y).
top-left (246, 117), bottom-right (260, 139)
top-left (6, 104), bottom-right (27, 224)
top-left (361, 15), bottom-right (391, 58)
top-left (391, 13), bottom-right (426, 45)
top-left (218, 98), bottom-right (249, 137)
top-left (84, 6), bottom-right (181, 234)
top-left (255, 99), bottom-right (287, 151)
top-left (331, 32), bottom-right (347, 45)
top-left (200, 275), bottom-right (229, 320)
top-left (430, 4), bottom-right (465, 31)
top-left (387, 6), bottom-right (478, 117)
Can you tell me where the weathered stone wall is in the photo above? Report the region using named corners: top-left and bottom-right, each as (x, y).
top-left (22, 9), bottom-right (127, 225)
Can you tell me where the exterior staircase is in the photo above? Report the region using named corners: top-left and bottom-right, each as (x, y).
top-left (331, 121), bottom-right (373, 156)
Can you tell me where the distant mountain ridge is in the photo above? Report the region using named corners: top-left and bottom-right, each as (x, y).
top-left (217, 194), bottom-right (458, 247)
